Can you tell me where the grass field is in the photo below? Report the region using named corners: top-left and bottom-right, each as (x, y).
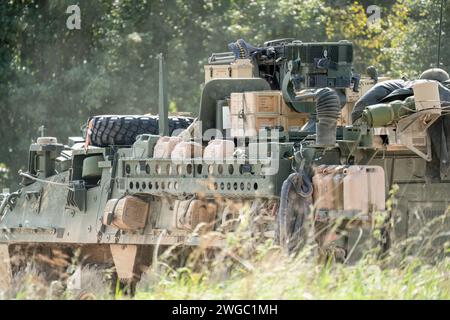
top-left (3, 244), bottom-right (450, 300)
top-left (133, 237), bottom-right (450, 300)
top-left (135, 255), bottom-right (450, 300)
top-left (3, 208), bottom-right (450, 300)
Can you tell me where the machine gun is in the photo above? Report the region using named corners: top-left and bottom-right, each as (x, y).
top-left (203, 39), bottom-right (368, 146)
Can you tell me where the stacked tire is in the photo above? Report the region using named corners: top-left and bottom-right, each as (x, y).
top-left (88, 115), bottom-right (194, 147)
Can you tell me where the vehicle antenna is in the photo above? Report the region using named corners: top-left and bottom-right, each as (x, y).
top-left (158, 53), bottom-right (169, 136)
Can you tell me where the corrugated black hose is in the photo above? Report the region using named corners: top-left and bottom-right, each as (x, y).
top-left (315, 88), bottom-right (341, 146)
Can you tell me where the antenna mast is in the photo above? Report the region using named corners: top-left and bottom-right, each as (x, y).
top-left (158, 53), bottom-right (169, 136)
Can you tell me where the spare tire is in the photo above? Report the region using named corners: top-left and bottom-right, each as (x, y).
top-left (88, 115), bottom-right (194, 147)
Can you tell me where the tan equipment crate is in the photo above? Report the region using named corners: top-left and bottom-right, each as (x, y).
top-left (281, 115), bottom-right (308, 132)
top-left (173, 200), bottom-right (217, 232)
top-left (230, 115), bottom-right (281, 137)
top-left (230, 91), bottom-right (282, 137)
top-left (279, 94), bottom-right (309, 131)
top-left (204, 59), bottom-right (254, 83)
top-left (102, 196), bottom-right (150, 231)
top-left (230, 91), bottom-right (282, 114)
top-left (280, 96), bottom-right (305, 116)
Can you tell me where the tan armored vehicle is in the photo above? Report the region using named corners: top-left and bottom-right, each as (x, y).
top-left (1, 39), bottom-right (449, 294)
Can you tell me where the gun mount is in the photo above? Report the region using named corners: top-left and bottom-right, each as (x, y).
top-left (215, 39), bottom-right (357, 113)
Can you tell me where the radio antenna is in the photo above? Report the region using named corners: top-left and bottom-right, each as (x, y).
top-left (158, 53), bottom-right (169, 136)
top-left (437, 0), bottom-right (445, 67)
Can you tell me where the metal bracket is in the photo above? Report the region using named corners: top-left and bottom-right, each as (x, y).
top-left (114, 230), bottom-right (121, 243)
top-left (397, 111), bottom-right (441, 162)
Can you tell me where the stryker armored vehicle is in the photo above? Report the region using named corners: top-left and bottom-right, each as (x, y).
top-left (1, 39), bottom-right (449, 293)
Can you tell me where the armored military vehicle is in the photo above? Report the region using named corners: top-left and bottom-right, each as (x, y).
top-left (1, 39), bottom-right (449, 294)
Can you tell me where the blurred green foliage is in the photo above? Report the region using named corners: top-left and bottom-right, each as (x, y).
top-left (0, 0), bottom-right (448, 189)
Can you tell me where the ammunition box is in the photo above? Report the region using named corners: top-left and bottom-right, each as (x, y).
top-left (281, 115), bottom-right (308, 132)
top-left (230, 91), bottom-right (282, 137)
top-left (204, 59), bottom-right (254, 82)
top-left (230, 91), bottom-right (282, 114)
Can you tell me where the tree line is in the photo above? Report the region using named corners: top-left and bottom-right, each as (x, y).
top-left (0, 0), bottom-right (447, 189)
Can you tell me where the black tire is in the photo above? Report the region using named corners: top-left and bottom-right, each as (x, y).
top-left (89, 115), bottom-right (194, 147)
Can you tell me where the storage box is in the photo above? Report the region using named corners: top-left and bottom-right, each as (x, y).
top-left (254, 115), bottom-right (281, 129)
top-left (230, 114), bottom-right (281, 137)
top-left (173, 200), bottom-right (217, 232)
top-left (279, 94), bottom-right (309, 131)
top-left (230, 91), bottom-right (282, 115)
top-left (230, 91), bottom-right (283, 137)
top-left (281, 115), bottom-right (308, 132)
top-left (280, 97), bottom-right (301, 116)
top-left (103, 196), bottom-right (150, 230)
top-left (204, 59), bottom-right (254, 83)
top-left (229, 90), bottom-right (312, 136)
